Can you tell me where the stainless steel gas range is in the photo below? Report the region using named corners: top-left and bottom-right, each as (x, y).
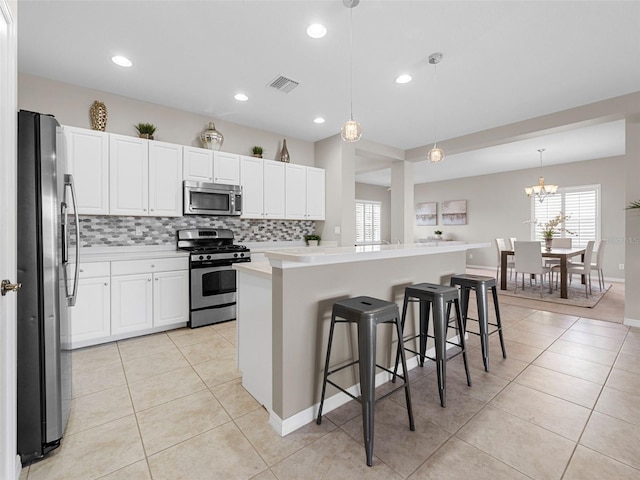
top-left (177, 228), bottom-right (251, 328)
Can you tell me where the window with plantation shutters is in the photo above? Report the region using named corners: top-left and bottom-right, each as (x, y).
top-left (355, 200), bottom-right (381, 244)
top-left (531, 185), bottom-right (600, 248)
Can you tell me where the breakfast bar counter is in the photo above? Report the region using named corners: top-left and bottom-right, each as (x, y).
top-left (234, 241), bottom-right (489, 436)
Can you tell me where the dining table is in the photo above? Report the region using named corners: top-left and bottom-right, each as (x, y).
top-left (500, 246), bottom-right (586, 299)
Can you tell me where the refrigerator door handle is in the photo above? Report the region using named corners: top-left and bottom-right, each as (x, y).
top-left (64, 174), bottom-right (80, 307)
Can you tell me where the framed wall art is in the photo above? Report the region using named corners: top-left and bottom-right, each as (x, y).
top-left (442, 200), bottom-right (467, 225)
top-left (415, 202), bottom-right (437, 226)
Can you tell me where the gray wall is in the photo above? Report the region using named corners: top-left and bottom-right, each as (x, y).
top-left (18, 73), bottom-right (315, 165)
top-left (414, 156), bottom-right (626, 279)
top-left (355, 182), bottom-right (391, 243)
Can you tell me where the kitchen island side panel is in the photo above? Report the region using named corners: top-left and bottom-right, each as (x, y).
top-left (271, 251), bottom-right (465, 420)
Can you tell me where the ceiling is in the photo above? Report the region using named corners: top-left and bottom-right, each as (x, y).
top-left (18, 1), bottom-right (639, 183)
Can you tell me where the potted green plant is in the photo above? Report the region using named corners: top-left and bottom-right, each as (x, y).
top-left (434, 230), bottom-right (443, 240)
top-left (626, 200), bottom-right (640, 209)
top-left (251, 146), bottom-right (263, 158)
top-left (541, 213), bottom-right (573, 250)
top-left (304, 234), bottom-right (321, 247)
top-left (135, 123), bottom-right (156, 140)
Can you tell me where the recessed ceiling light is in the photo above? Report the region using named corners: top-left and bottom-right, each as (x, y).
top-left (234, 93), bottom-right (248, 102)
top-left (395, 74), bottom-right (412, 84)
top-left (307, 24), bottom-right (327, 39)
top-left (313, 117), bottom-right (325, 124)
top-left (111, 55), bottom-right (132, 67)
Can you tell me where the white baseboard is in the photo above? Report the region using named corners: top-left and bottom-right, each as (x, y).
top-left (269, 334), bottom-right (464, 437)
top-left (15, 455), bottom-right (22, 480)
top-left (624, 317), bottom-right (640, 328)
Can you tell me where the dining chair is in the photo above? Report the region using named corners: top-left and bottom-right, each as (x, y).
top-left (552, 240), bottom-right (595, 297)
top-left (567, 239), bottom-right (606, 291)
top-left (495, 238), bottom-right (514, 280)
top-left (514, 241), bottom-right (552, 297)
top-left (509, 237), bottom-right (517, 250)
top-left (545, 237), bottom-right (572, 268)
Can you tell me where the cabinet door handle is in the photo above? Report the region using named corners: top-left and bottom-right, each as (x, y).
top-left (80, 268), bottom-right (84, 272)
top-left (155, 278), bottom-right (158, 281)
top-left (104, 282), bottom-right (108, 286)
top-left (148, 278), bottom-right (151, 282)
top-left (151, 264), bottom-right (155, 268)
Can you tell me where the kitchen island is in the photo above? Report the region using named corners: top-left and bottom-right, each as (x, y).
top-left (234, 241), bottom-right (490, 436)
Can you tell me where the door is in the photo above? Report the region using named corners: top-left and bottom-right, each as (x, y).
top-left (111, 274), bottom-right (153, 335)
top-left (109, 134), bottom-right (149, 215)
top-left (306, 166), bottom-right (325, 220)
top-left (263, 160), bottom-right (285, 218)
top-left (148, 141), bottom-right (182, 217)
top-left (285, 163), bottom-right (306, 219)
top-left (213, 151), bottom-right (240, 185)
top-left (240, 155), bottom-right (264, 218)
top-left (153, 270), bottom-right (188, 327)
top-left (183, 146), bottom-right (213, 182)
top-left (64, 126), bottom-right (109, 214)
top-left (0, 1), bottom-right (18, 477)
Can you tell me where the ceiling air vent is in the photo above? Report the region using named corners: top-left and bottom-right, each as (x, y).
top-left (268, 75), bottom-right (299, 94)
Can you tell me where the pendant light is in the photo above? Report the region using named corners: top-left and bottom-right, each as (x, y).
top-left (524, 148), bottom-right (558, 203)
top-left (341, 0), bottom-right (362, 142)
top-left (427, 52), bottom-right (444, 163)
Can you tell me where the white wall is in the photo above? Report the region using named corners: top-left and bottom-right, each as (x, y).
top-left (18, 73), bottom-right (315, 165)
top-left (414, 156), bottom-right (626, 279)
top-left (355, 182), bottom-right (391, 243)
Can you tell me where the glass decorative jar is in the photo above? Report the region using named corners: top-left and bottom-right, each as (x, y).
top-left (200, 122), bottom-right (224, 150)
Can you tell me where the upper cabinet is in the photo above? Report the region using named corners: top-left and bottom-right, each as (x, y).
top-left (64, 126), bottom-right (109, 215)
top-left (109, 134), bottom-right (149, 216)
top-left (306, 166), bottom-right (326, 220)
top-left (110, 134), bottom-right (182, 217)
top-left (183, 146), bottom-right (213, 183)
top-left (148, 141), bottom-right (183, 217)
top-left (213, 151), bottom-right (240, 185)
top-left (240, 155), bottom-right (264, 219)
top-left (263, 160), bottom-right (286, 218)
top-left (285, 164), bottom-right (306, 219)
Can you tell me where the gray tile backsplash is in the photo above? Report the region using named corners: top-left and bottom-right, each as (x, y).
top-left (74, 215), bottom-right (316, 247)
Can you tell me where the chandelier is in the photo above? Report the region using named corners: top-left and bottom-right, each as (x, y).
top-left (524, 148), bottom-right (558, 202)
top-left (341, 0), bottom-right (362, 142)
top-left (427, 52), bottom-right (444, 163)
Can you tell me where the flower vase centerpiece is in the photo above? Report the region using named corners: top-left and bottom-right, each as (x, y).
top-left (541, 213), bottom-right (573, 250)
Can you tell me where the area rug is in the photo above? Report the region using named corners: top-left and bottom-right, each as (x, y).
top-left (498, 278), bottom-right (611, 308)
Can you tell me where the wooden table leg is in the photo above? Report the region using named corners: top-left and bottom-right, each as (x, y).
top-left (560, 256), bottom-right (568, 299)
top-left (500, 251), bottom-right (508, 290)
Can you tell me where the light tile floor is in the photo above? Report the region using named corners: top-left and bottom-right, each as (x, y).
top-left (20, 303), bottom-right (640, 479)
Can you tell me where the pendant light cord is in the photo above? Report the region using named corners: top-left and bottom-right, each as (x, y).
top-left (349, 6), bottom-right (354, 121)
top-left (432, 61), bottom-right (438, 148)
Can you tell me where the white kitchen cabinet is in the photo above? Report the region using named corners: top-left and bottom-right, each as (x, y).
top-left (263, 160), bottom-right (286, 218)
top-left (153, 270), bottom-right (189, 327)
top-left (213, 151), bottom-right (241, 185)
top-left (110, 273), bottom-right (154, 335)
top-left (149, 141), bottom-right (183, 217)
top-left (306, 166), bottom-right (326, 220)
top-left (63, 126), bottom-right (109, 215)
top-left (109, 134), bottom-right (149, 216)
top-left (183, 146), bottom-right (213, 183)
top-left (240, 155), bottom-right (264, 218)
top-left (285, 163), bottom-right (307, 219)
top-left (69, 262), bottom-right (111, 348)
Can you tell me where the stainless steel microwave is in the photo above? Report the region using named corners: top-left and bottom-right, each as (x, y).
top-left (183, 181), bottom-right (242, 216)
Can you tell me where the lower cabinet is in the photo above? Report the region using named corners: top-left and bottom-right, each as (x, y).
top-left (70, 257), bottom-right (189, 348)
top-left (70, 267), bottom-right (111, 346)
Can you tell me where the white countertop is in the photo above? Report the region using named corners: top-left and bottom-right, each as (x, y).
top-left (265, 241), bottom-right (491, 268)
top-left (233, 261), bottom-right (272, 279)
top-left (79, 245), bottom-right (188, 263)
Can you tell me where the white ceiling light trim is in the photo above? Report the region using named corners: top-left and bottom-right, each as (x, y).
top-left (234, 93), bottom-right (249, 101)
top-left (307, 23), bottom-right (327, 39)
top-left (111, 55), bottom-right (132, 67)
top-left (313, 117), bottom-right (325, 124)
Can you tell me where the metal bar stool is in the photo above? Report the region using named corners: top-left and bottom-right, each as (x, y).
top-left (392, 283), bottom-right (471, 408)
top-left (316, 296), bottom-right (415, 467)
top-left (449, 274), bottom-right (507, 372)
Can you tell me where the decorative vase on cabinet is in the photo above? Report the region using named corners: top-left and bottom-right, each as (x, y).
top-left (280, 139), bottom-right (290, 163)
top-left (201, 122), bottom-right (224, 150)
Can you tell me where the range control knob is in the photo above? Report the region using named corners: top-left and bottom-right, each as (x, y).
top-left (199, 255), bottom-right (204, 260)
top-left (206, 255), bottom-right (211, 260)
top-left (234, 253), bottom-right (238, 258)
top-left (240, 253), bottom-right (245, 257)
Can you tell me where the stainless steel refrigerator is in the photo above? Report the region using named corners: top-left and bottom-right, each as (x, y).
top-left (17, 110), bottom-right (80, 463)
